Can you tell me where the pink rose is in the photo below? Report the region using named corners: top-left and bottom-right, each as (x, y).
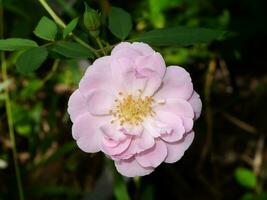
top-left (68, 42), bottom-right (202, 177)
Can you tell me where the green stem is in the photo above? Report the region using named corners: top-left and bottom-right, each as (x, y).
top-left (39, 0), bottom-right (65, 28)
top-left (42, 59), bottom-right (60, 84)
top-left (1, 54), bottom-right (24, 200)
top-left (38, 0), bottom-right (100, 57)
top-left (95, 36), bottom-right (106, 55)
top-left (0, 1), bottom-right (24, 200)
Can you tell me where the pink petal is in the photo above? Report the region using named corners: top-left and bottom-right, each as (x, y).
top-left (154, 98), bottom-right (194, 119)
top-left (115, 129), bottom-right (155, 159)
top-left (155, 111), bottom-right (185, 142)
top-left (142, 74), bottom-right (162, 97)
top-left (110, 57), bottom-right (134, 92)
top-left (121, 124), bottom-right (144, 136)
top-left (115, 157), bottom-right (154, 177)
top-left (182, 117), bottom-right (194, 133)
top-left (188, 91), bottom-right (202, 120)
top-left (154, 66), bottom-right (193, 100)
top-left (67, 89), bottom-right (87, 122)
top-left (72, 113), bottom-right (106, 153)
top-left (79, 56), bottom-right (115, 97)
top-left (135, 53), bottom-right (166, 79)
top-left (111, 42), bottom-right (141, 60)
top-left (135, 139), bottom-right (167, 168)
top-left (100, 123), bottom-right (128, 141)
top-left (101, 136), bottom-right (132, 156)
top-left (164, 131), bottom-right (195, 163)
top-left (86, 90), bottom-right (115, 115)
top-left (131, 42), bottom-right (155, 55)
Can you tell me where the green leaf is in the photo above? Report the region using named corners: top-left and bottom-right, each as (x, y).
top-left (114, 173), bottom-right (130, 200)
top-left (133, 26), bottom-right (226, 46)
top-left (51, 41), bottom-right (93, 58)
top-left (34, 16), bottom-right (58, 41)
top-left (235, 167), bottom-right (257, 189)
top-left (108, 7), bottom-right (132, 40)
top-left (63, 18), bottom-right (79, 38)
top-left (0, 38), bottom-right (38, 51)
top-left (16, 47), bottom-right (48, 74)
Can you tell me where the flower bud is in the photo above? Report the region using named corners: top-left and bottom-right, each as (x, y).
top-left (83, 3), bottom-right (101, 37)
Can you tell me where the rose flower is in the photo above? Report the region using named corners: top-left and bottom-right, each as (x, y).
top-left (68, 42), bottom-right (202, 177)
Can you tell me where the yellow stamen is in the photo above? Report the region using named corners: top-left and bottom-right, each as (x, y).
top-left (110, 92), bottom-right (155, 125)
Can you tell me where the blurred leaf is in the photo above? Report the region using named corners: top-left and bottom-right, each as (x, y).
top-left (56, 0), bottom-right (78, 18)
top-left (20, 79), bottom-right (43, 98)
top-left (16, 47), bottom-right (48, 74)
top-left (51, 41), bottom-right (93, 58)
top-left (108, 7), bottom-right (132, 40)
top-left (63, 17), bottom-right (79, 38)
top-left (241, 193), bottom-right (255, 200)
top-left (27, 185), bottom-right (81, 197)
top-left (235, 167), bottom-right (257, 189)
top-left (0, 38), bottom-right (38, 51)
top-left (114, 173), bottom-right (130, 200)
top-left (140, 184), bottom-right (154, 200)
top-left (134, 27), bottom-right (226, 46)
top-left (16, 124), bottom-right (31, 136)
top-left (0, 80), bottom-right (11, 93)
top-left (241, 192), bottom-right (267, 200)
top-left (34, 16), bottom-right (58, 41)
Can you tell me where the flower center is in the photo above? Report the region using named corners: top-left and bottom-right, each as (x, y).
top-left (110, 92), bottom-right (155, 126)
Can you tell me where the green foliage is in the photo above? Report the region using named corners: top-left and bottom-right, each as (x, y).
top-left (241, 192), bottom-right (267, 200)
top-left (114, 173), bottom-right (130, 200)
top-left (63, 18), bottom-right (79, 38)
top-left (51, 41), bottom-right (94, 58)
top-left (34, 16), bottom-right (58, 41)
top-left (134, 26), bottom-right (226, 46)
top-left (0, 38), bottom-right (38, 51)
top-left (235, 167), bottom-right (257, 189)
top-left (108, 7), bottom-right (132, 40)
top-left (16, 47), bottom-right (48, 74)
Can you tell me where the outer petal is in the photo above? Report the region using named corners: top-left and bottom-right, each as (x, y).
top-left (111, 42), bottom-right (141, 60)
top-left (135, 53), bottom-right (166, 79)
top-left (79, 56), bottom-right (115, 97)
top-left (135, 139), bottom-right (167, 168)
top-left (72, 113), bottom-right (106, 153)
top-left (67, 89), bottom-right (87, 122)
top-left (154, 66), bottom-right (193, 100)
top-left (114, 129), bottom-right (155, 160)
top-left (115, 157), bottom-right (154, 177)
top-left (86, 90), bottom-right (115, 115)
top-left (131, 42), bottom-right (155, 55)
top-left (101, 136), bottom-right (132, 156)
top-left (188, 91), bottom-right (202, 120)
top-left (164, 131), bottom-right (195, 163)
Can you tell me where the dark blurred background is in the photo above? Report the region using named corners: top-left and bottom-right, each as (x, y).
top-left (0, 0), bottom-right (267, 199)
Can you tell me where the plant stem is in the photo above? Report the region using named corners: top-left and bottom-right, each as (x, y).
top-left (42, 59), bottom-right (60, 84)
top-left (38, 0), bottom-right (100, 57)
top-left (0, 2), bottom-right (24, 199)
top-left (95, 36), bottom-right (106, 55)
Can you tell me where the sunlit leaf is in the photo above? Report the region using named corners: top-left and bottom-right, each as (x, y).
top-left (134, 26), bottom-right (226, 46)
top-left (51, 41), bottom-right (94, 58)
top-left (0, 38), bottom-right (38, 51)
top-left (235, 167), bottom-right (257, 189)
top-left (114, 173), bottom-right (130, 200)
top-left (34, 16), bottom-right (58, 41)
top-left (16, 47), bottom-right (48, 74)
top-left (108, 7), bottom-right (132, 40)
top-left (63, 18), bottom-right (79, 38)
